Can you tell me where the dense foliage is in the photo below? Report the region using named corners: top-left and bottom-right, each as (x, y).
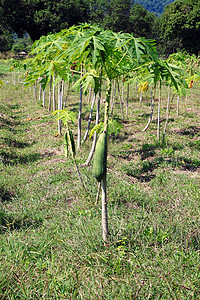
top-left (0, 0), bottom-right (200, 56)
top-left (160, 0), bottom-right (200, 55)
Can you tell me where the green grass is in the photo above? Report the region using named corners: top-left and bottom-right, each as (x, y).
top-left (0, 70), bottom-right (200, 299)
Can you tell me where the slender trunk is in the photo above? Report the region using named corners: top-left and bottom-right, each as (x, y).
top-left (34, 82), bottom-right (37, 101)
top-left (142, 87), bottom-right (155, 132)
top-left (66, 124), bottom-right (86, 191)
top-left (157, 82), bottom-right (161, 140)
top-left (48, 76), bottom-right (52, 111)
top-left (52, 74), bottom-right (56, 111)
top-left (126, 82), bottom-right (129, 119)
top-left (101, 80), bottom-right (111, 242)
top-left (163, 87), bottom-right (171, 142)
top-left (63, 81), bottom-right (71, 109)
top-left (58, 80), bottom-right (63, 135)
top-left (39, 82), bottom-right (42, 103)
top-left (117, 80), bottom-right (124, 120)
top-left (77, 83), bottom-right (83, 149)
top-left (177, 95), bottom-right (180, 117)
top-left (139, 91), bottom-right (143, 103)
top-left (95, 182), bottom-right (101, 205)
top-left (42, 89), bottom-right (45, 108)
top-left (82, 92), bottom-right (96, 143)
top-left (122, 77), bottom-right (124, 112)
top-left (110, 80), bottom-right (116, 116)
top-left (102, 176), bottom-right (108, 242)
top-left (77, 65), bottom-right (83, 149)
top-left (73, 157), bottom-right (86, 191)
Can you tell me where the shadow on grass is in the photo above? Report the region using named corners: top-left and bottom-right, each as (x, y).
top-left (2, 137), bottom-right (34, 149)
top-left (0, 210), bottom-right (43, 234)
top-left (0, 116), bottom-right (14, 127)
top-left (188, 140), bottom-right (200, 150)
top-left (0, 150), bottom-right (41, 165)
top-left (0, 187), bottom-right (15, 202)
top-left (178, 126), bottom-right (200, 137)
top-left (0, 116), bottom-right (21, 133)
top-left (124, 156), bottom-right (200, 182)
top-left (138, 140), bottom-right (184, 160)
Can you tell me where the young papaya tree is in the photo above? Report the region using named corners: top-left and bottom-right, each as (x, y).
top-left (137, 59), bottom-right (188, 140)
top-left (23, 23), bottom-right (161, 242)
top-left (64, 25), bottom-right (161, 242)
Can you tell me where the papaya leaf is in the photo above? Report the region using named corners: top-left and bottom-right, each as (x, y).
top-left (108, 119), bottom-right (123, 136)
top-left (89, 122), bottom-right (104, 139)
top-left (53, 109), bottom-right (76, 126)
top-left (89, 119), bottom-right (123, 139)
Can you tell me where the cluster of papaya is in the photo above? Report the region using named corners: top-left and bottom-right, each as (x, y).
top-left (63, 129), bottom-right (107, 182)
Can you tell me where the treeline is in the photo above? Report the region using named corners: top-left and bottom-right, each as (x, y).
top-left (0, 0), bottom-right (200, 56)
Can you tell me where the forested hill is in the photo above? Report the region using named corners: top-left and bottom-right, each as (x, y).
top-left (132, 0), bottom-right (175, 16)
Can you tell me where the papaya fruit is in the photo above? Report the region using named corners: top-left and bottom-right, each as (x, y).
top-left (64, 131), bottom-right (69, 157)
top-left (64, 130), bottom-right (75, 157)
top-left (93, 132), bottom-right (107, 182)
top-left (69, 130), bottom-right (76, 157)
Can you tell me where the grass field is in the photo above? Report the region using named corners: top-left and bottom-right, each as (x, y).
top-left (0, 68), bottom-right (200, 299)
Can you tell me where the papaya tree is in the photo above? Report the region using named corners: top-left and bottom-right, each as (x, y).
top-left (23, 23), bottom-right (160, 242)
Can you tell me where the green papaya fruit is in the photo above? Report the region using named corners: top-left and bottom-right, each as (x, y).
top-left (64, 131), bottom-right (69, 157)
top-left (69, 130), bottom-right (76, 157)
top-left (93, 132), bottom-right (107, 182)
top-left (64, 130), bottom-right (76, 157)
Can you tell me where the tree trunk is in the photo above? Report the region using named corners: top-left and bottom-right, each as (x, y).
top-left (82, 92), bottom-right (96, 143)
top-left (57, 80), bottom-right (64, 135)
top-left (39, 81), bottom-right (42, 103)
top-left (126, 82), bottom-right (129, 119)
top-left (142, 87), bottom-right (155, 132)
top-left (157, 82), bottom-right (161, 140)
top-left (34, 82), bottom-right (37, 101)
top-left (139, 91), bottom-right (143, 103)
top-left (163, 87), bottom-right (171, 142)
top-left (102, 176), bottom-right (108, 242)
top-left (177, 95), bottom-right (180, 117)
top-left (77, 83), bottom-right (83, 149)
top-left (117, 80), bottom-right (124, 120)
top-left (48, 76), bottom-right (52, 111)
top-left (42, 89), bottom-right (45, 108)
top-left (101, 80), bottom-right (111, 242)
top-left (110, 80), bottom-right (116, 116)
top-left (63, 81), bottom-right (71, 109)
top-left (52, 74), bottom-right (56, 111)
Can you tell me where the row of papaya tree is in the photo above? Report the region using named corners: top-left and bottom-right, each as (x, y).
top-left (12, 23), bottom-right (200, 242)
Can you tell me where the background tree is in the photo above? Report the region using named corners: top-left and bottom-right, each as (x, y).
top-left (103, 0), bottom-right (131, 32)
top-left (128, 4), bottom-right (157, 39)
top-left (0, 27), bottom-right (13, 52)
top-left (11, 35), bottom-right (32, 54)
top-left (160, 0), bottom-right (200, 55)
top-left (87, 0), bottom-right (108, 24)
top-left (0, 0), bottom-right (89, 41)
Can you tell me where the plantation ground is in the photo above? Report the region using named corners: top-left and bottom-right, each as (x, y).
top-left (0, 68), bottom-right (200, 299)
